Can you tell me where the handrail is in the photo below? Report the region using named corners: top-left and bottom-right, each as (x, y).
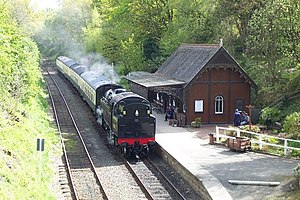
top-left (215, 127), bottom-right (300, 156)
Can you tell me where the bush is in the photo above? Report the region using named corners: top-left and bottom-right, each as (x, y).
top-left (0, 2), bottom-right (59, 199)
top-left (191, 117), bottom-right (201, 128)
top-left (239, 125), bottom-right (261, 133)
top-left (283, 112), bottom-right (300, 140)
top-left (259, 107), bottom-right (283, 127)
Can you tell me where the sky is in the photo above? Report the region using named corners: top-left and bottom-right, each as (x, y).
top-left (30, 0), bottom-right (61, 10)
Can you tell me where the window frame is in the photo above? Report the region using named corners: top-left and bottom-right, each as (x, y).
top-left (194, 99), bottom-right (204, 113)
top-left (214, 95), bottom-right (224, 114)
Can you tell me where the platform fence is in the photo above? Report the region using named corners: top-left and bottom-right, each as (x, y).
top-left (215, 126), bottom-right (300, 156)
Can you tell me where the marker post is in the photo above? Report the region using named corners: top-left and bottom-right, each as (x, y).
top-left (36, 138), bottom-right (45, 181)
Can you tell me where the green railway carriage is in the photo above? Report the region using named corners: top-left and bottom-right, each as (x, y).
top-left (80, 71), bottom-right (122, 112)
top-left (56, 56), bottom-right (77, 79)
top-left (69, 64), bottom-right (87, 90)
top-left (56, 56), bottom-right (122, 112)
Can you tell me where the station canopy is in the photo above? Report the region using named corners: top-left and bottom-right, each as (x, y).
top-left (124, 71), bottom-right (185, 88)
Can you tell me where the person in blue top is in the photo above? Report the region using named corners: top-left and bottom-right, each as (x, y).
top-left (233, 109), bottom-right (241, 127)
top-left (165, 106), bottom-right (174, 121)
top-left (241, 111), bottom-right (250, 125)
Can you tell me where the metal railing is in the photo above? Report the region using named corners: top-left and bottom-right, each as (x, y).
top-left (215, 126), bottom-right (300, 156)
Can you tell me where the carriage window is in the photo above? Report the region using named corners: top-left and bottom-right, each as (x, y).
top-left (215, 95), bottom-right (224, 114)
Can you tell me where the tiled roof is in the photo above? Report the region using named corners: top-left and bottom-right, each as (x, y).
top-left (155, 44), bottom-right (220, 83)
top-left (125, 43), bottom-right (257, 88)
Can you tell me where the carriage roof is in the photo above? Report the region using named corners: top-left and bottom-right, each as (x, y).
top-left (71, 64), bottom-right (87, 75)
top-left (57, 56), bottom-right (77, 67)
top-left (81, 71), bottom-right (117, 90)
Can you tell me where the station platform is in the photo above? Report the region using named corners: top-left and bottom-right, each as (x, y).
top-left (154, 113), bottom-right (299, 200)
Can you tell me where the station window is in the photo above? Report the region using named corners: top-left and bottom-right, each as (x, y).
top-left (215, 95), bottom-right (224, 114)
top-left (194, 100), bottom-right (204, 112)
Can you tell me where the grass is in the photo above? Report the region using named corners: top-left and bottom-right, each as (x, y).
top-left (0, 87), bottom-right (61, 199)
top-left (271, 179), bottom-right (300, 200)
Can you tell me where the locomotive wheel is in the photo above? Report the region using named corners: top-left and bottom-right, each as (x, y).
top-left (144, 146), bottom-right (149, 155)
top-left (121, 146), bottom-right (127, 156)
top-left (121, 146), bottom-right (131, 158)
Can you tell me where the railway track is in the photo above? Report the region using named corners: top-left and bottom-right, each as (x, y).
top-left (123, 157), bottom-right (187, 200)
top-left (44, 64), bottom-right (204, 200)
top-left (45, 69), bottom-right (108, 200)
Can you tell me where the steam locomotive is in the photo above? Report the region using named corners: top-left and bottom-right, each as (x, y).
top-left (56, 56), bottom-right (156, 157)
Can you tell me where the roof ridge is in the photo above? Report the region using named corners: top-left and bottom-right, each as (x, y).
top-left (180, 43), bottom-right (220, 48)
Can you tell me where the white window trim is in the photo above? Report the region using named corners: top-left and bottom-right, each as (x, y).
top-left (215, 95), bottom-right (224, 114)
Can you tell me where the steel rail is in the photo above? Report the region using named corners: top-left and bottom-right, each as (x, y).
top-left (45, 72), bottom-right (79, 200)
top-left (122, 157), bottom-right (155, 200)
top-left (146, 158), bottom-right (186, 200)
top-left (46, 69), bottom-right (109, 200)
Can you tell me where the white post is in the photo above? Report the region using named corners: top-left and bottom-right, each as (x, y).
top-left (216, 126), bottom-right (219, 142)
top-left (237, 129), bottom-right (240, 137)
top-left (36, 138), bottom-right (45, 182)
top-left (284, 139), bottom-right (288, 156)
top-left (39, 151), bottom-right (42, 181)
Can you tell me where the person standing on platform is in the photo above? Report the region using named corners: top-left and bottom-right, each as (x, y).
top-left (165, 106), bottom-right (174, 121)
top-left (233, 109), bottom-right (241, 127)
top-left (165, 106), bottom-right (171, 121)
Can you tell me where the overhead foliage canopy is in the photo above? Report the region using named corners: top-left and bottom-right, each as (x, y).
top-left (0, 1), bottom-right (58, 198)
top-left (33, 0), bottom-right (300, 108)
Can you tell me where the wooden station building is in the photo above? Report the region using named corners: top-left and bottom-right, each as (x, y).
top-left (125, 44), bottom-right (257, 126)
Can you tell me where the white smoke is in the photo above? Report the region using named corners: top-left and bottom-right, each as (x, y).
top-left (77, 53), bottom-right (120, 83)
top-left (33, 0), bottom-right (120, 83)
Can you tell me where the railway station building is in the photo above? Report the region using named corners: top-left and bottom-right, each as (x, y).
top-left (125, 43), bottom-right (257, 126)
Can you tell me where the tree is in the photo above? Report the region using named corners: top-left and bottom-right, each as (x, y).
top-left (160, 0), bottom-right (218, 55)
top-left (214, 0), bottom-right (265, 56)
top-left (245, 0), bottom-right (300, 105)
top-left (34, 0), bottom-right (93, 58)
top-left (89, 0), bottom-right (175, 74)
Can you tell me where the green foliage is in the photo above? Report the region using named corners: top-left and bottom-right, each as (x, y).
top-left (33, 0), bottom-right (299, 110)
top-left (195, 117), bottom-right (201, 123)
top-left (287, 66), bottom-right (300, 93)
top-left (293, 163), bottom-right (300, 177)
top-left (191, 117), bottom-right (201, 128)
top-left (259, 107), bottom-right (283, 126)
top-left (283, 112), bottom-right (300, 140)
top-left (118, 78), bottom-right (130, 90)
top-left (34, 0), bottom-right (93, 59)
top-left (239, 125), bottom-right (261, 133)
top-left (245, 0), bottom-right (300, 106)
top-left (0, 1), bottom-right (59, 198)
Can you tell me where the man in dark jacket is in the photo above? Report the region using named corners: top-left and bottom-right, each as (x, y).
top-left (233, 109), bottom-right (241, 127)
